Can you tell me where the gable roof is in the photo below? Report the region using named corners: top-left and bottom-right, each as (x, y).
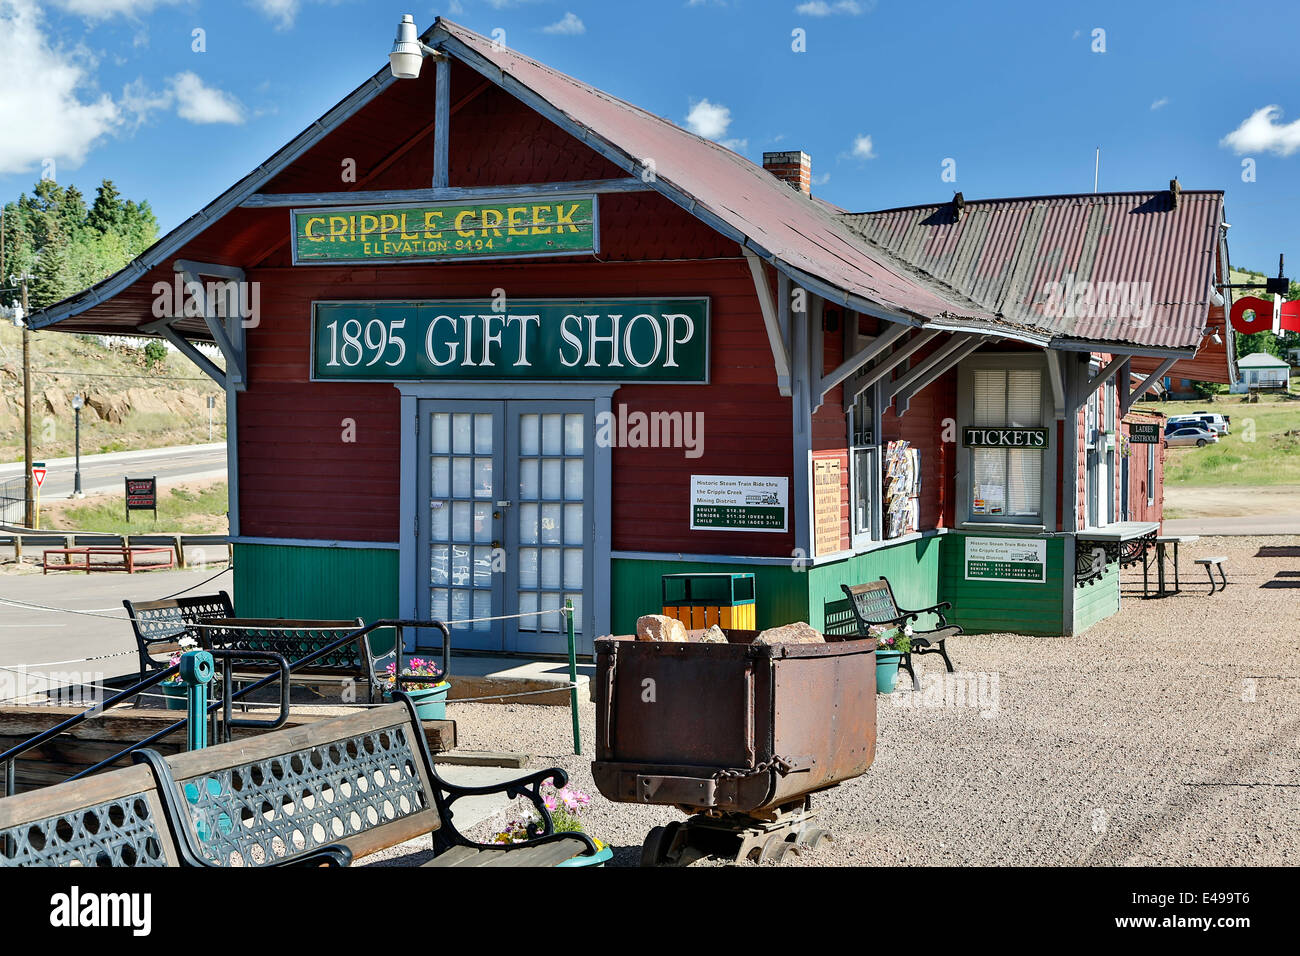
top-left (1237, 351), bottom-right (1289, 367)
top-left (26, 17), bottom-right (1220, 360)
top-left (839, 190), bottom-right (1224, 350)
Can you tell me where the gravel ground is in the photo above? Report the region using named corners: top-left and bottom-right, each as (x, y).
top-left (365, 535), bottom-right (1300, 867)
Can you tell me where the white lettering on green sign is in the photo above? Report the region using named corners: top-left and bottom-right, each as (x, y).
top-left (962, 427), bottom-right (1050, 448)
top-left (312, 299), bottom-right (709, 383)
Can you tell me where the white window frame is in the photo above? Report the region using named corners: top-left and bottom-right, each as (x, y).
top-left (956, 352), bottom-right (1056, 531)
top-left (847, 383), bottom-right (882, 550)
top-left (1146, 442), bottom-right (1155, 507)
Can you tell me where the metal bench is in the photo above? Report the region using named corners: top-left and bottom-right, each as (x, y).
top-left (1194, 557), bottom-right (1228, 595)
top-left (123, 591), bottom-right (235, 681)
top-left (123, 593), bottom-right (382, 701)
top-left (135, 697), bottom-right (597, 867)
top-left (833, 578), bottom-right (961, 691)
top-left (0, 762), bottom-right (347, 867)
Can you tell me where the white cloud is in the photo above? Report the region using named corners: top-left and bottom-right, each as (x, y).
top-left (447, 0), bottom-right (465, 13)
top-left (812, 171), bottom-right (830, 185)
top-left (795, 1), bottom-right (866, 16)
top-left (1150, 97), bottom-right (1169, 110)
top-left (851, 134), bottom-right (876, 159)
top-left (0, 0), bottom-right (120, 175)
top-left (685, 98), bottom-right (733, 140)
top-left (1221, 105), bottom-right (1300, 156)
top-left (170, 72), bottom-right (246, 124)
top-left (542, 12), bottom-right (585, 35)
top-left (50, 0), bottom-right (182, 19)
top-left (249, 0), bottom-right (297, 29)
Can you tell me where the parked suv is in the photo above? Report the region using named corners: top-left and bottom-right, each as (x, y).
top-left (1191, 411), bottom-right (1230, 435)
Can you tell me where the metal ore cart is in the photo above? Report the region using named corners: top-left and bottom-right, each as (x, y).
top-left (591, 630), bottom-right (877, 865)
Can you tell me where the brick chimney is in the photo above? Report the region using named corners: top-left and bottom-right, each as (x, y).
top-left (763, 150), bottom-right (811, 194)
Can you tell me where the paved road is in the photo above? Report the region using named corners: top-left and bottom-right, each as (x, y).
top-left (1163, 514), bottom-right (1300, 536)
top-left (0, 443), bottom-right (227, 501)
top-left (0, 566), bottom-right (234, 697)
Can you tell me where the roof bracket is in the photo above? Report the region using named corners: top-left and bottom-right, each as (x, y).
top-left (892, 335), bottom-right (988, 416)
top-left (173, 261), bottom-right (248, 391)
top-left (1081, 353), bottom-right (1131, 402)
top-left (139, 316), bottom-right (227, 387)
top-left (744, 248), bottom-right (792, 397)
top-left (1122, 356), bottom-right (1177, 416)
top-left (818, 320), bottom-right (909, 404)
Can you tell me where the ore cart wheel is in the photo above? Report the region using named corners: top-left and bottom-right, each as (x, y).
top-left (640, 822), bottom-right (683, 867)
top-left (797, 828), bottom-right (831, 851)
top-left (757, 835), bottom-right (794, 865)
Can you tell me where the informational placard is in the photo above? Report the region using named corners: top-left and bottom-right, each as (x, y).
top-left (311, 299), bottom-right (709, 383)
top-left (690, 475), bottom-right (788, 533)
top-left (964, 536), bottom-right (1047, 582)
top-left (125, 476), bottom-right (158, 522)
top-left (1128, 422), bottom-right (1162, 443)
top-left (962, 427), bottom-right (1050, 448)
top-left (292, 196), bottom-right (597, 264)
top-left (812, 457), bottom-right (843, 555)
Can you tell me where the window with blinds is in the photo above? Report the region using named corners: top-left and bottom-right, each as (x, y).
top-left (971, 368), bottom-right (1043, 520)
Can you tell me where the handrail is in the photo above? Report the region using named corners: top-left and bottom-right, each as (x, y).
top-left (0, 663), bottom-right (183, 794)
top-left (1, 618), bottom-right (453, 796)
top-left (69, 649), bottom-right (291, 782)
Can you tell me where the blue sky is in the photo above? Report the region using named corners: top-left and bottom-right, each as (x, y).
top-left (2, 0), bottom-right (1297, 273)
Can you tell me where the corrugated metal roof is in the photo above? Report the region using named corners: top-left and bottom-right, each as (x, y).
top-left (433, 20), bottom-right (1002, 332)
top-left (840, 191), bottom-right (1223, 349)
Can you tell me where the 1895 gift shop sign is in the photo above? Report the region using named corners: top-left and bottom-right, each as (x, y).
top-left (292, 197), bottom-right (597, 264)
top-left (311, 299), bottom-right (710, 383)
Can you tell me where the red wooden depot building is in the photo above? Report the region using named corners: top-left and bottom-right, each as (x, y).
top-left (30, 17), bottom-right (1235, 656)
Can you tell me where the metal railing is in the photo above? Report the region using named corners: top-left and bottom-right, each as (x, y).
top-left (0, 617), bottom-right (452, 797)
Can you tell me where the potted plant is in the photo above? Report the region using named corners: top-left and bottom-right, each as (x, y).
top-left (385, 657), bottom-right (451, 720)
top-left (492, 782), bottom-right (613, 867)
top-left (869, 624), bottom-right (912, 694)
top-left (156, 637), bottom-right (199, 710)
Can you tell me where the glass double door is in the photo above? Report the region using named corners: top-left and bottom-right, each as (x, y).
top-left (417, 400), bottom-right (592, 655)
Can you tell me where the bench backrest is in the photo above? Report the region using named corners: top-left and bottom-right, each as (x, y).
top-left (841, 579), bottom-right (902, 630)
top-left (140, 702), bottom-right (442, 866)
top-left (0, 764), bottom-right (182, 867)
top-left (123, 591), bottom-right (235, 675)
top-left (204, 618), bottom-right (369, 675)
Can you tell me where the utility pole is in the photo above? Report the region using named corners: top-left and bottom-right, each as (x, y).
top-left (21, 276), bottom-right (34, 528)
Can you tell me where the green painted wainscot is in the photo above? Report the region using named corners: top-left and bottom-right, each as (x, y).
top-left (610, 535), bottom-right (943, 636)
top-left (233, 543), bottom-right (400, 653)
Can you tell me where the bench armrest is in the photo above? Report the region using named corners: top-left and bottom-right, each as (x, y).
top-left (898, 601), bottom-right (952, 621)
top-left (433, 765), bottom-right (598, 858)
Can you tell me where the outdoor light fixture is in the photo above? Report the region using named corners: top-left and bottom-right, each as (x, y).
top-left (390, 14), bottom-right (444, 80)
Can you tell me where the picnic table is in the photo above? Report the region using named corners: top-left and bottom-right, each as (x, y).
top-left (42, 546), bottom-right (176, 575)
top-left (1144, 535), bottom-right (1199, 597)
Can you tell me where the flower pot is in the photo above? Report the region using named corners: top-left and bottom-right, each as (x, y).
top-left (875, 650), bottom-right (904, 694)
top-left (157, 682), bottom-right (188, 711)
top-left (402, 682), bottom-right (451, 720)
top-left (556, 841), bottom-right (613, 868)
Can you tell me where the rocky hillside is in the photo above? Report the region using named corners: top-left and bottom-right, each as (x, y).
top-left (0, 324), bottom-right (225, 463)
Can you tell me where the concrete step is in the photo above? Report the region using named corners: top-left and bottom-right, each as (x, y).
top-left (440, 654), bottom-right (595, 707)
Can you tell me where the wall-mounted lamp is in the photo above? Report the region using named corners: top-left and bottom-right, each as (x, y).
top-left (389, 14), bottom-right (444, 80)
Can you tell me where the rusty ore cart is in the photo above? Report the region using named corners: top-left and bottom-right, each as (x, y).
top-left (592, 630), bottom-right (877, 865)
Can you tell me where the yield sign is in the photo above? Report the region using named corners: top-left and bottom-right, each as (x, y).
top-left (31, 462), bottom-right (47, 489)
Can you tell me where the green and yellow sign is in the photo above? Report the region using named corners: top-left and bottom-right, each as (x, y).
top-left (291, 196), bottom-right (598, 264)
top-left (311, 298), bottom-right (710, 383)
